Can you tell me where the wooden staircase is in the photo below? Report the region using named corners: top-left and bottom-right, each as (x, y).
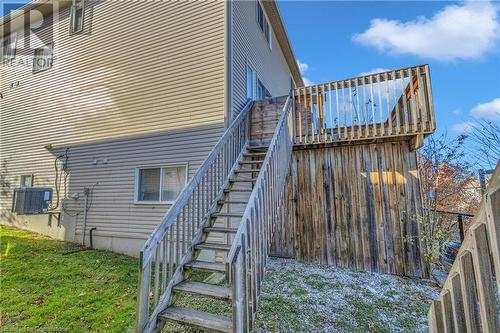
top-left (157, 146), bottom-right (268, 332)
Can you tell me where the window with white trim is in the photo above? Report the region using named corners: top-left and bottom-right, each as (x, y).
top-left (70, 0), bottom-right (85, 34)
top-left (246, 64), bottom-right (255, 100)
top-left (256, 1), bottom-right (272, 49)
top-left (257, 79), bottom-right (271, 100)
top-left (33, 44), bottom-right (53, 73)
top-left (20, 175), bottom-right (33, 188)
top-left (1, 34), bottom-right (17, 61)
top-left (136, 165), bottom-right (187, 203)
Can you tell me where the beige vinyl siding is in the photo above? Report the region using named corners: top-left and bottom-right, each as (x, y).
top-left (231, 0), bottom-right (292, 116)
top-left (0, 0), bottom-right (226, 254)
top-left (57, 125), bottom-right (223, 256)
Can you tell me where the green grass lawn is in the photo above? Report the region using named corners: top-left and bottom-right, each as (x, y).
top-left (0, 225), bottom-right (138, 332)
top-left (1, 226), bottom-right (439, 333)
top-left (0, 226), bottom-right (226, 333)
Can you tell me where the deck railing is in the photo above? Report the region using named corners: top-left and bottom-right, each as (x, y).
top-left (227, 97), bottom-right (294, 332)
top-left (136, 101), bottom-right (253, 333)
top-left (428, 162), bottom-right (500, 332)
top-left (293, 64), bottom-right (435, 145)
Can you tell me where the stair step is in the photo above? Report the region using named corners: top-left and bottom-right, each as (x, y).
top-left (173, 281), bottom-right (232, 300)
top-left (239, 161), bottom-right (264, 165)
top-left (247, 145), bottom-right (269, 150)
top-left (229, 178), bottom-right (257, 183)
top-left (235, 169), bottom-right (261, 173)
top-left (195, 242), bottom-right (232, 251)
top-left (243, 152), bottom-right (267, 157)
top-left (184, 260), bottom-right (226, 273)
top-left (159, 306), bottom-right (232, 333)
top-left (223, 188), bottom-right (252, 193)
top-left (211, 212), bottom-right (244, 218)
top-left (217, 200), bottom-right (248, 205)
top-left (205, 226), bottom-right (239, 234)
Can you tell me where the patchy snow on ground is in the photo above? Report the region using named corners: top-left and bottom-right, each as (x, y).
top-left (254, 258), bottom-right (440, 333)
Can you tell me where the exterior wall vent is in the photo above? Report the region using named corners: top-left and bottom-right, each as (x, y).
top-left (12, 188), bottom-right (53, 214)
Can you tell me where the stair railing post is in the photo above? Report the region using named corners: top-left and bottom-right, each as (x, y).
top-left (136, 254), bottom-right (151, 333)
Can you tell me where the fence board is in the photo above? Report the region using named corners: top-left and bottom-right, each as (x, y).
top-left (270, 140), bottom-right (427, 277)
top-left (429, 162), bottom-right (500, 333)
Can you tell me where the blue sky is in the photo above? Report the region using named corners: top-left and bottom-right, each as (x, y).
top-left (278, 0), bottom-right (500, 143)
top-left (3, 1), bottom-right (499, 154)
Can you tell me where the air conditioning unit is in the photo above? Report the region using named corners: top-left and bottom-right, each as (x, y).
top-left (12, 188), bottom-right (53, 214)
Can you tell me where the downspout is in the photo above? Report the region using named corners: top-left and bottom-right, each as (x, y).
top-left (82, 187), bottom-right (90, 246)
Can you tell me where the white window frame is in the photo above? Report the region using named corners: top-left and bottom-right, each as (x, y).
top-left (33, 43), bottom-right (54, 73)
top-left (246, 61), bottom-right (256, 101)
top-left (257, 79), bottom-right (271, 100)
top-left (256, 1), bottom-right (272, 50)
top-left (134, 163), bottom-right (188, 205)
top-left (20, 174), bottom-right (34, 188)
top-left (1, 34), bottom-right (17, 61)
top-left (70, 0), bottom-right (86, 34)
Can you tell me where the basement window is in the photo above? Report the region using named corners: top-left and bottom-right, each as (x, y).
top-left (33, 44), bottom-right (53, 73)
top-left (70, 0), bottom-right (85, 34)
top-left (135, 165), bottom-right (187, 204)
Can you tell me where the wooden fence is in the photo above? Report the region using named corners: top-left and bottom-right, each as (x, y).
top-left (270, 140), bottom-right (428, 278)
top-left (428, 162), bottom-right (500, 332)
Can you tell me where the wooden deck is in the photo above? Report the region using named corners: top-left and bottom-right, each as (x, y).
top-left (138, 65), bottom-right (437, 333)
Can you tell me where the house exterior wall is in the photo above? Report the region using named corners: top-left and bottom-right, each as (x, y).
top-left (0, 0), bottom-right (227, 255)
top-left (230, 0), bottom-right (294, 117)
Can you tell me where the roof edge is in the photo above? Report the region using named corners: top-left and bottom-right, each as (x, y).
top-left (262, 0), bottom-right (304, 87)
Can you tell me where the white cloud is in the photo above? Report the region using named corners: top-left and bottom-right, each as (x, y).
top-left (452, 109), bottom-right (462, 116)
top-left (297, 60), bottom-right (309, 74)
top-left (303, 77), bottom-right (314, 86)
top-left (353, 1), bottom-right (500, 61)
top-left (297, 60), bottom-right (314, 85)
top-left (470, 98), bottom-right (500, 120)
top-left (451, 98), bottom-right (500, 133)
top-left (359, 68), bottom-right (390, 76)
top-left (452, 121), bottom-right (475, 133)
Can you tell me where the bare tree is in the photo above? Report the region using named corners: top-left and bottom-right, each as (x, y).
top-left (466, 120), bottom-right (500, 170)
top-left (418, 134), bottom-right (481, 264)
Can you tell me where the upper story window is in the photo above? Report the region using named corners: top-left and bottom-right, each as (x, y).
top-left (70, 0), bottom-right (86, 34)
top-left (1, 34), bottom-right (17, 61)
top-left (256, 1), bottom-right (272, 49)
top-left (135, 165), bottom-right (187, 204)
top-left (257, 79), bottom-right (271, 100)
top-left (246, 64), bottom-right (255, 100)
top-left (33, 44), bottom-right (54, 73)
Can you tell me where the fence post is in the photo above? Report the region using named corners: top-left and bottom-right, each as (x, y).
top-left (458, 215), bottom-right (464, 242)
